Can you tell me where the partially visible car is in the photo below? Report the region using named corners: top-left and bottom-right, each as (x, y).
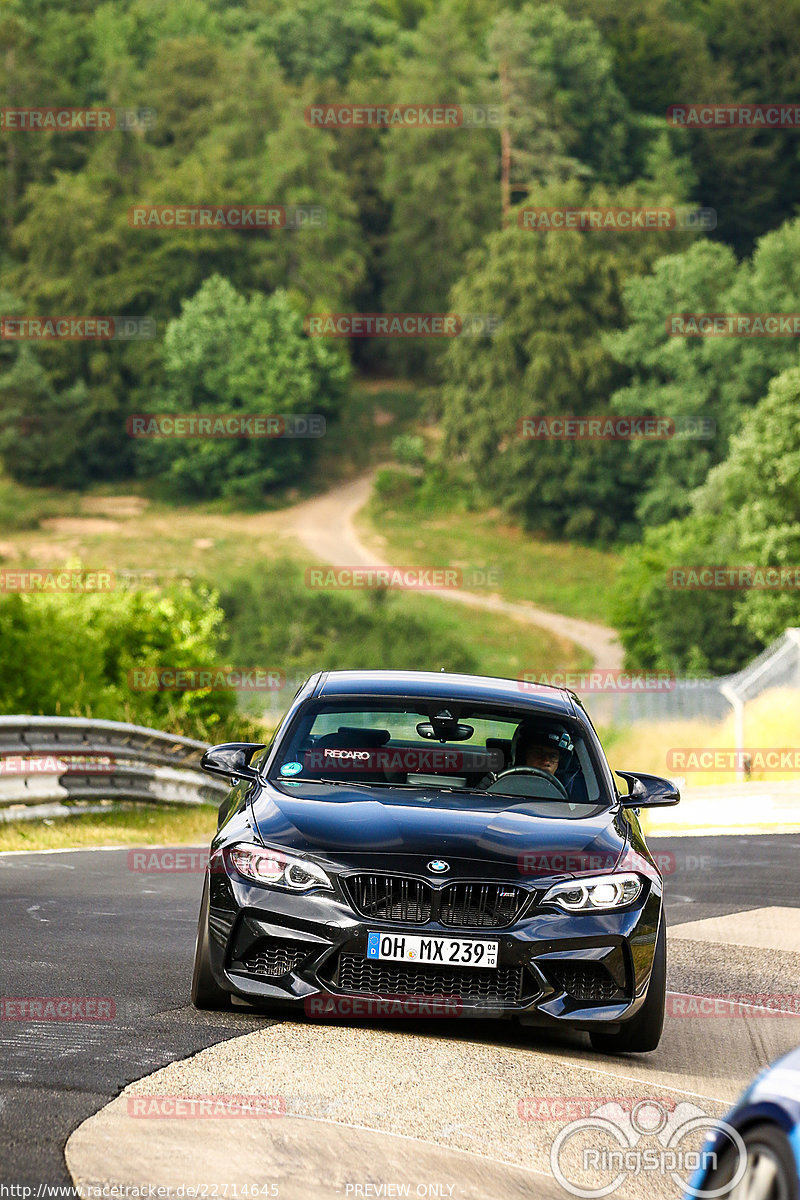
top-left (686, 1045), bottom-right (800, 1199)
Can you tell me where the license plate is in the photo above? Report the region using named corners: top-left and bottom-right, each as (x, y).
top-left (366, 931), bottom-right (498, 968)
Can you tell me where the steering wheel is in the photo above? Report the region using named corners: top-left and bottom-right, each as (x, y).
top-left (486, 766), bottom-right (569, 800)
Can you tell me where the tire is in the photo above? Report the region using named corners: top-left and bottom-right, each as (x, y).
top-left (191, 876), bottom-right (233, 1010)
top-left (706, 1121), bottom-right (799, 1200)
top-left (589, 915), bottom-right (666, 1054)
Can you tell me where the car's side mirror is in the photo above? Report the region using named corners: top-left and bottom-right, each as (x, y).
top-left (615, 770), bottom-right (680, 808)
top-left (201, 742), bottom-right (265, 785)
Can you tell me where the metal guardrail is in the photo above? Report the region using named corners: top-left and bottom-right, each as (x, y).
top-left (0, 716), bottom-right (228, 822)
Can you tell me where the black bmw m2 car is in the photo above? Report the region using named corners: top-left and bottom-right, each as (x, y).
top-left (191, 670), bottom-right (679, 1053)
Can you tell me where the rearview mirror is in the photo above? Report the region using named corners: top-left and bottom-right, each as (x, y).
top-left (416, 721), bottom-right (474, 741)
top-left (615, 771), bottom-right (680, 808)
top-left (201, 742), bottom-right (265, 784)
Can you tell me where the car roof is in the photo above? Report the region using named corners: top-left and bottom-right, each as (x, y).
top-left (313, 669), bottom-right (577, 717)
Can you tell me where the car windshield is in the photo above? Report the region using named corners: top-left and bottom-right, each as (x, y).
top-left (269, 701), bottom-right (605, 808)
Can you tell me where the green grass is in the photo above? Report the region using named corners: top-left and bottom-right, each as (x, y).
top-left (381, 588), bottom-right (592, 676)
top-left (359, 475), bottom-right (620, 625)
top-left (0, 803), bottom-right (219, 853)
top-left (0, 475), bottom-right (83, 535)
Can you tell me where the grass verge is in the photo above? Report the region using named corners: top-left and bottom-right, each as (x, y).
top-left (359, 472), bottom-right (620, 625)
top-left (0, 803), bottom-right (219, 853)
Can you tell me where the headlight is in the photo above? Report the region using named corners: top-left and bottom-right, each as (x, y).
top-left (228, 843), bottom-right (333, 892)
top-left (541, 873), bottom-right (643, 912)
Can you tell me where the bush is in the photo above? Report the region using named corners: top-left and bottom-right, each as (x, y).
top-left (135, 276), bottom-right (350, 503)
top-left (391, 433), bottom-right (426, 467)
top-left (219, 559), bottom-right (478, 678)
top-left (0, 576), bottom-right (259, 742)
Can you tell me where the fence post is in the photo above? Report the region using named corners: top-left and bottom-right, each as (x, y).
top-left (719, 681), bottom-right (745, 782)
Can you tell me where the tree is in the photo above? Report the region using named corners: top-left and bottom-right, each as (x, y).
top-left (607, 218), bottom-right (800, 526)
top-left (488, 3), bottom-right (638, 220)
top-left (378, 2), bottom-right (501, 375)
top-left (568, 0), bottom-right (787, 253)
top-left (135, 276), bottom-right (350, 502)
top-left (253, 0), bottom-right (397, 85)
top-left (693, 366), bottom-right (800, 645)
top-left (612, 366), bottom-right (800, 671)
top-left (439, 182), bottom-right (686, 543)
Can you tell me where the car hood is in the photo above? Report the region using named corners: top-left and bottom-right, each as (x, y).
top-left (252, 781), bottom-right (627, 875)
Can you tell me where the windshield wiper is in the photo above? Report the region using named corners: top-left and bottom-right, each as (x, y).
top-left (280, 776), bottom-right (471, 792)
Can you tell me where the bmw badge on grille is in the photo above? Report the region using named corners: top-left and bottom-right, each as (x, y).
top-left (427, 860), bottom-right (450, 873)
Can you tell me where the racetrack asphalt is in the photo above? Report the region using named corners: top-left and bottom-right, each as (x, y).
top-left (2, 832), bottom-right (799, 1192)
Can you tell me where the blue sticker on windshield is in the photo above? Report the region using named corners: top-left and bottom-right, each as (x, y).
top-left (280, 761), bottom-right (303, 776)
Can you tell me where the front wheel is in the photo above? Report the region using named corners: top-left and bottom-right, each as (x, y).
top-left (705, 1121), bottom-right (799, 1200)
top-left (191, 876), bottom-right (233, 1010)
top-left (589, 916), bottom-right (666, 1054)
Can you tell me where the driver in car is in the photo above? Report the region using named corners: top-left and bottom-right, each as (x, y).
top-left (515, 724), bottom-right (561, 775)
top-left (506, 721), bottom-right (589, 803)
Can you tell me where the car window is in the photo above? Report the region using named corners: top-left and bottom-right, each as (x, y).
top-left (270, 702), bottom-right (604, 806)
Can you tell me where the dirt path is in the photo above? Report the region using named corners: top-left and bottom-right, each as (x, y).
top-left (282, 474), bottom-right (623, 669)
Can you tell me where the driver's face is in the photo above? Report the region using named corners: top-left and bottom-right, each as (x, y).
top-left (523, 743), bottom-right (559, 774)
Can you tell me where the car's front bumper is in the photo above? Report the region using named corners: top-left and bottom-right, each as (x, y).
top-left (206, 863), bottom-right (663, 1030)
